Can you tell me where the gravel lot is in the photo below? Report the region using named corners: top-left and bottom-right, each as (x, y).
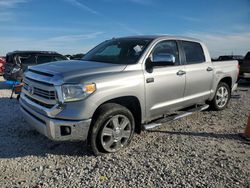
top-left (0, 76), bottom-right (249, 188)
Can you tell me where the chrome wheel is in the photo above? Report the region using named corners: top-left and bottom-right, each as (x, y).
top-left (100, 115), bottom-right (132, 153)
top-left (215, 86), bottom-right (229, 108)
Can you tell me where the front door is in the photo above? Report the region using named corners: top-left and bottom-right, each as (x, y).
top-left (144, 40), bottom-right (186, 119)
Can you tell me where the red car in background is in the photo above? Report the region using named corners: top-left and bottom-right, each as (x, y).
top-left (0, 56), bottom-right (6, 75)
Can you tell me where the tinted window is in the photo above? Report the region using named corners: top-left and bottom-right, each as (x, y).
top-left (53, 55), bottom-right (67, 61)
top-left (37, 55), bottom-right (55, 64)
top-left (152, 40), bottom-right (179, 64)
top-left (19, 55), bottom-right (36, 65)
top-left (245, 52), bottom-right (250, 60)
top-left (182, 41), bottom-right (205, 64)
top-left (37, 55), bottom-right (67, 64)
top-left (83, 38), bottom-right (152, 64)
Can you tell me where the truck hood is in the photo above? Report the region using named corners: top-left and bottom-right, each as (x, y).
top-left (28, 60), bottom-right (127, 82)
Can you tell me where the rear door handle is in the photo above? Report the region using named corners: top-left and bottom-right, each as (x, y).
top-left (176, 70), bottom-right (186, 76)
top-left (207, 67), bottom-right (213, 71)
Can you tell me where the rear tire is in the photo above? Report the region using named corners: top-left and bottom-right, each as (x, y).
top-left (209, 82), bottom-right (231, 110)
top-left (89, 103), bottom-right (135, 156)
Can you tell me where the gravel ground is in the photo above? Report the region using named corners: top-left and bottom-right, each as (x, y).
top-left (0, 76), bottom-right (249, 188)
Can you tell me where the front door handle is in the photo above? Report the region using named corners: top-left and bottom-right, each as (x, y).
top-left (146, 77), bottom-right (154, 83)
top-left (176, 70), bottom-right (186, 76)
top-left (207, 67), bottom-right (213, 71)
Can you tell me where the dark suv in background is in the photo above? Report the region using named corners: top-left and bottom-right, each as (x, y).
top-left (239, 52), bottom-right (250, 80)
top-left (3, 51), bottom-right (67, 81)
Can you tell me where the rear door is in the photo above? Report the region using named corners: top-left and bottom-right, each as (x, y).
top-left (180, 41), bottom-right (213, 106)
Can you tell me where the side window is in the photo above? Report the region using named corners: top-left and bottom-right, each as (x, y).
top-left (152, 40), bottom-right (180, 64)
top-left (19, 55), bottom-right (36, 65)
top-left (37, 55), bottom-right (54, 64)
top-left (182, 41), bottom-right (205, 64)
top-left (53, 55), bottom-right (67, 61)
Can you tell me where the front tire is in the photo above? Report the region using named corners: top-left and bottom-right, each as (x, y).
top-left (89, 103), bottom-right (135, 155)
top-left (209, 82), bottom-right (231, 110)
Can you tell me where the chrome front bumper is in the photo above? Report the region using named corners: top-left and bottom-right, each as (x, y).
top-left (20, 96), bottom-right (91, 141)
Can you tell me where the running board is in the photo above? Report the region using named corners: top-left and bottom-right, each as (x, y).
top-left (143, 104), bottom-right (209, 130)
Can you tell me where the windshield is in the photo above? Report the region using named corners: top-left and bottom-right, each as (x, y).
top-left (82, 38), bottom-right (152, 64)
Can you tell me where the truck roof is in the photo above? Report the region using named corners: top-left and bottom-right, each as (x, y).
top-left (117, 35), bottom-right (202, 43)
top-left (7, 50), bottom-right (60, 55)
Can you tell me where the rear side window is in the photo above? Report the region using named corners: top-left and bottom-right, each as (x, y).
top-left (182, 41), bottom-right (206, 64)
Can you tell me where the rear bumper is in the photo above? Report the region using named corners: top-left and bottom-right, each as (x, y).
top-left (20, 98), bottom-right (91, 141)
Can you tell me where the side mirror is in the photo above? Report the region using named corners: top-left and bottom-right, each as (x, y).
top-left (151, 53), bottom-right (176, 66)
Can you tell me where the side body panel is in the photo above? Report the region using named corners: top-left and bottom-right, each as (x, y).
top-left (144, 65), bottom-right (186, 119)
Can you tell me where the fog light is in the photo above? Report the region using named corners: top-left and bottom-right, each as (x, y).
top-left (60, 126), bottom-right (71, 136)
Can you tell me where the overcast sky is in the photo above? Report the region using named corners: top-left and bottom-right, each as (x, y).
top-left (0, 0), bottom-right (249, 58)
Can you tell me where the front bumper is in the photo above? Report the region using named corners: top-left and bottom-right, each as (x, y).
top-left (20, 97), bottom-right (91, 141)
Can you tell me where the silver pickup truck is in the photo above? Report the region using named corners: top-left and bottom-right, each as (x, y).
top-left (20, 35), bottom-right (238, 155)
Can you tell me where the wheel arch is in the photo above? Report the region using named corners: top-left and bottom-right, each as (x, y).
top-left (209, 76), bottom-right (232, 101)
top-left (219, 77), bottom-right (232, 90)
top-left (91, 96), bottom-right (143, 134)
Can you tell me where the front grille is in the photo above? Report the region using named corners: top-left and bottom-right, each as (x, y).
top-left (33, 87), bottom-right (56, 100)
top-left (24, 82), bottom-right (56, 100)
top-left (25, 94), bottom-right (54, 109)
top-left (23, 75), bottom-right (58, 109)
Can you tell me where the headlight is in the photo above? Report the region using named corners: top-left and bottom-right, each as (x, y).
top-left (62, 83), bottom-right (96, 102)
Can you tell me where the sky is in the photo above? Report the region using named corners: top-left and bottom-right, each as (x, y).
top-left (0, 0), bottom-right (249, 58)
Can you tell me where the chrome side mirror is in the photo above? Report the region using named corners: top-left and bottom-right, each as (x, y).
top-left (152, 53), bottom-right (176, 65)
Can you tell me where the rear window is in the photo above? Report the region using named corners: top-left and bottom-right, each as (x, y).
top-left (182, 41), bottom-right (206, 64)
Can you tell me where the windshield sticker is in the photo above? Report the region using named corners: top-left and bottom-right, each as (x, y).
top-left (133, 45), bottom-right (143, 53)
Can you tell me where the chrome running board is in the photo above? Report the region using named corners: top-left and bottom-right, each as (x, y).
top-left (143, 104), bottom-right (209, 130)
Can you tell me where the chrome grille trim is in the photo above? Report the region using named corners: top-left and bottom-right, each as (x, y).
top-left (25, 94), bottom-right (55, 109)
top-left (22, 69), bottom-right (65, 111)
top-left (23, 77), bottom-right (57, 108)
